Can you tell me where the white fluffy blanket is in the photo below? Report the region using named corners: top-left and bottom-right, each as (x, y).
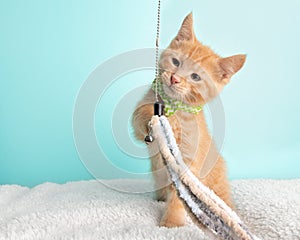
top-left (0, 179), bottom-right (299, 240)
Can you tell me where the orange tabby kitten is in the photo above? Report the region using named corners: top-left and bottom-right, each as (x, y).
top-left (132, 13), bottom-right (246, 228)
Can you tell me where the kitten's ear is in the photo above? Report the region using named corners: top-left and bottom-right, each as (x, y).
top-left (218, 54), bottom-right (246, 83)
top-left (174, 13), bottom-right (195, 42)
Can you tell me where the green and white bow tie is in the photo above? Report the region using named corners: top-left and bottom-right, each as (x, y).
top-left (152, 78), bottom-right (202, 117)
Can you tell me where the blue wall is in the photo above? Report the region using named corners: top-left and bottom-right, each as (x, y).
top-left (1, 0), bottom-right (299, 187)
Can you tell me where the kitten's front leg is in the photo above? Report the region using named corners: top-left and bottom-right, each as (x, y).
top-left (160, 186), bottom-right (186, 227)
top-left (168, 115), bottom-right (182, 146)
top-left (132, 104), bottom-right (154, 141)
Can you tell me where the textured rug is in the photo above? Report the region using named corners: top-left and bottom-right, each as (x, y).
top-left (0, 179), bottom-right (299, 240)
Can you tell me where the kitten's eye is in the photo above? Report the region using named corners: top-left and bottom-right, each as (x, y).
top-left (172, 58), bottom-right (180, 67)
top-left (191, 73), bottom-right (201, 81)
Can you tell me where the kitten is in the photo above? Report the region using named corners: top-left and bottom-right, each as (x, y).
top-left (132, 13), bottom-right (246, 228)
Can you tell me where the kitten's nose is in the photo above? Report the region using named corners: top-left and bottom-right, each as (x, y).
top-left (171, 75), bottom-right (180, 85)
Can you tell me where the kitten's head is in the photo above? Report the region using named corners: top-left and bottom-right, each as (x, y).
top-left (159, 13), bottom-right (246, 105)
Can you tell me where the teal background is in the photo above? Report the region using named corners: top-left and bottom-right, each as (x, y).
top-left (1, 0), bottom-right (299, 187)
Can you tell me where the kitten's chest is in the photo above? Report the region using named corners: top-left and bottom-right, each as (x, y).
top-left (169, 112), bottom-right (201, 161)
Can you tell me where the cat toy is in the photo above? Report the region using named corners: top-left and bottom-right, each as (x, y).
top-left (144, 1), bottom-right (259, 239)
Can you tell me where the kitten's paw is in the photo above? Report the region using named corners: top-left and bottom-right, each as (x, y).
top-left (155, 188), bottom-right (168, 202)
top-left (159, 214), bottom-right (186, 228)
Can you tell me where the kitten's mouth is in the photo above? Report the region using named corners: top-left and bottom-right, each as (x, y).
top-left (168, 78), bottom-right (183, 92)
top-left (163, 82), bottom-right (183, 100)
